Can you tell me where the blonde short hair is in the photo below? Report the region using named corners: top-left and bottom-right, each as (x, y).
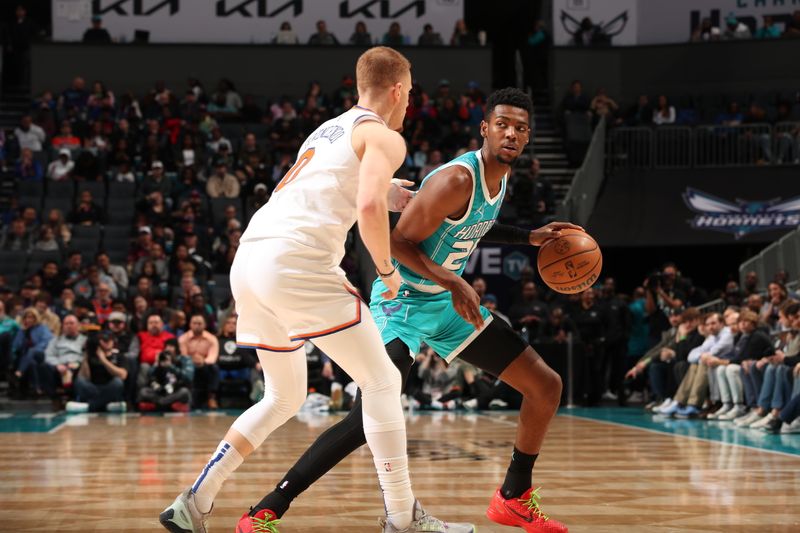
top-left (356, 46), bottom-right (411, 93)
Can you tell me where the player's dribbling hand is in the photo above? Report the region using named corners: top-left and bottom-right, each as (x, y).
top-left (387, 179), bottom-right (415, 213)
top-left (449, 277), bottom-right (484, 330)
top-left (529, 221), bottom-right (585, 246)
top-left (381, 269), bottom-right (403, 300)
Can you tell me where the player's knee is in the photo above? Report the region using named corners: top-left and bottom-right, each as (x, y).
top-left (359, 362), bottom-right (401, 398)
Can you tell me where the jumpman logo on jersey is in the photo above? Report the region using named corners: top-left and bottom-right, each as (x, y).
top-left (474, 202), bottom-right (488, 220)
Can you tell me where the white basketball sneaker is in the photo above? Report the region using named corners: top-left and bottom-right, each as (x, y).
top-left (379, 500), bottom-right (475, 533)
top-left (159, 489), bottom-right (211, 533)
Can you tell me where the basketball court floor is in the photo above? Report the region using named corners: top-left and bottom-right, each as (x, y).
top-left (0, 407), bottom-right (798, 532)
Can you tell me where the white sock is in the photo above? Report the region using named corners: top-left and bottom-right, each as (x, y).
top-left (191, 440), bottom-right (243, 513)
top-left (374, 455), bottom-right (413, 528)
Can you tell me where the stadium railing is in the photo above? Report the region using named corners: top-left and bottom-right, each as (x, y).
top-left (739, 227), bottom-right (800, 291)
top-left (607, 122), bottom-right (800, 172)
top-left (557, 116), bottom-right (605, 227)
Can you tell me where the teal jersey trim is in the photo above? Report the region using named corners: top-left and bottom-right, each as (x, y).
top-left (397, 150), bottom-right (506, 292)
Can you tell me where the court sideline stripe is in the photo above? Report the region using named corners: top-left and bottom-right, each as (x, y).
top-left (559, 412), bottom-right (800, 460)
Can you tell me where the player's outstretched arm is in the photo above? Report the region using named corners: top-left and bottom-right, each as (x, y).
top-left (354, 122), bottom-right (407, 298)
top-left (483, 221), bottom-right (584, 246)
top-left (391, 166), bottom-right (484, 328)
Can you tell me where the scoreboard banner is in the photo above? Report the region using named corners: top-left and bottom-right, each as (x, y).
top-left (53, 0), bottom-right (464, 44)
top-left (588, 167), bottom-right (800, 247)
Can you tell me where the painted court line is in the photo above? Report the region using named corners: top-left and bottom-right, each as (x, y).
top-left (561, 412), bottom-right (800, 460)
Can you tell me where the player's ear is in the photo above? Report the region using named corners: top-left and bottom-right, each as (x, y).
top-left (480, 120), bottom-right (487, 138)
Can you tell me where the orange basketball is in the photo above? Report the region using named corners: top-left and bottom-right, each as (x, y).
top-left (537, 229), bottom-right (602, 294)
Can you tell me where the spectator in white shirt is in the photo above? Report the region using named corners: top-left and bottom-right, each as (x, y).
top-left (47, 149), bottom-right (75, 181)
top-left (652, 95), bottom-right (676, 125)
top-left (14, 115), bottom-right (46, 152)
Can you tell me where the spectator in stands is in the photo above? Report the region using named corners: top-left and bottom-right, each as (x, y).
top-left (216, 315), bottom-right (257, 399)
top-left (14, 147), bottom-right (43, 181)
top-left (691, 17), bottom-right (721, 42)
top-left (68, 190), bottom-right (106, 226)
top-left (572, 288), bottom-right (609, 405)
top-left (716, 102), bottom-right (744, 127)
top-left (206, 161), bottom-right (240, 198)
top-left (246, 183), bottom-right (269, 218)
top-left (450, 19), bottom-right (479, 46)
top-left (273, 21), bottom-right (299, 44)
top-left (783, 9), bottom-right (800, 37)
top-left (166, 309), bottom-right (187, 337)
top-left (723, 13), bottom-right (752, 40)
top-left (131, 312), bottom-right (175, 389)
top-left (67, 331), bottom-right (127, 413)
top-left (138, 341), bottom-right (194, 412)
top-left (624, 95), bottom-right (653, 127)
top-left (382, 22), bottom-right (409, 46)
top-left (140, 161), bottom-right (172, 202)
top-left (663, 312), bottom-right (734, 418)
top-left (40, 314), bottom-right (85, 409)
top-left (14, 115), bottom-right (45, 152)
top-left (561, 80), bottom-right (590, 114)
top-left (82, 15), bottom-right (112, 44)
top-left (509, 281), bottom-right (549, 333)
top-left (652, 95), bottom-right (676, 125)
top-left (420, 149), bottom-right (443, 178)
top-left (710, 309), bottom-right (774, 421)
top-left (0, 299), bottom-right (19, 381)
top-left (590, 87), bottom-right (618, 124)
top-left (348, 21), bottom-right (372, 45)
top-left (47, 149), bottom-right (75, 181)
top-left (761, 282), bottom-right (789, 332)
top-left (511, 157), bottom-right (552, 226)
top-left (535, 306), bottom-right (577, 344)
top-left (34, 293), bottom-right (61, 336)
top-left (5, 5), bottom-right (39, 85)
top-left (308, 20), bottom-right (339, 45)
top-left (59, 76), bottom-right (89, 114)
top-left (90, 283), bottom-right (114, 324)
top-left (96, 252), bottom-right (128, 293)
top-left (179, 314), bottom-right (220, 409)
top-left (755, 15), bottom-right (781, 39)
top-left (33, 226), bottom-right (59, 252)
top-left (75, 265), bottom-right (118, 300)
top-left (418, 23), bottom-right (444, 46)
top-left (84, 121), bottom-right (111, 155)
top-left (626, 307), bottom-right (684, 404)
top-left (10, 307), bottom-right (53, 397)
top-left (1, 218), bottom-right (33, 252)
top-left (409, 347), bottom-right (462, 410)
top-left (51, 120), bottom-right (82, 151)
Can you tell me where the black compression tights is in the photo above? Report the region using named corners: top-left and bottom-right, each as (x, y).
top-left (251, 338), bottom-right (413, 518)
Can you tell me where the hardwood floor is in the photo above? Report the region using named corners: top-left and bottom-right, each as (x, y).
top-left (0, 410), bottom-right (798, 532)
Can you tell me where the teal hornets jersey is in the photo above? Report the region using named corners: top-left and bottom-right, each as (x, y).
top-left (399, 150), bottom-right (506, 293)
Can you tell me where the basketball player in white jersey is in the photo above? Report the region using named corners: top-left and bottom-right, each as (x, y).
top-left (159, 47), bottom-right (475, 533)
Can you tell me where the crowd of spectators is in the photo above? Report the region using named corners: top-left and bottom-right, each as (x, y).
top-left (624, 271), bottom-right (800, 435)
top-left (690, 11), bottom-right (800, 42)
top-left (0, 70), bottom-right (557, 413)
top-left (560, 78), bottom-right (800, 166)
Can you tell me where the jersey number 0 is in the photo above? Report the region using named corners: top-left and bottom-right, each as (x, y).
top-left (274, 148), bottom-right (315, 193)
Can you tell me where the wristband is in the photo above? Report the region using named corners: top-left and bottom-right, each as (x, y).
top-left (377, 265), bottom-right (397, 278)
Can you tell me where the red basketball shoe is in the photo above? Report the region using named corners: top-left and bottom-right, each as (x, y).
top-left (235, 508), bottom-right (280, 533)
top-left (486, 487), bottom-right (567, 532)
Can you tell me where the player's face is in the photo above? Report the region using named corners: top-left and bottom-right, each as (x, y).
top-left (387, 70), bottom-right (412, 132)
top-left (481, 105), bottom-right (530, 165)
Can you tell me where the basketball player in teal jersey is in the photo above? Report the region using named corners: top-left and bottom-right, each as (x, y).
top-left (238, 88), bottom-right (578, 533)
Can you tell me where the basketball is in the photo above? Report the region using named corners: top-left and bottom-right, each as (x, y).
top-left (537, 229), bottom-right (602, 294)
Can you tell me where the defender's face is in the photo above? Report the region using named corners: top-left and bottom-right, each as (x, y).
top-left (388, 71), bottom-right (413, 132)
top-left (481, 105), bottom-right (530, 165)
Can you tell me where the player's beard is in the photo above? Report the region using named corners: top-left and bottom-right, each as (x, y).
top-left (495, 152), bottom-right (518, 166)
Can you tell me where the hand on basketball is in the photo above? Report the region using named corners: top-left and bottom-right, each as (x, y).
top-left (528, 221), bottom-right (585, 246)
top-left (387, 179), bottom-right (415, 212)
top-left (380, 269), bottom-right (403, 300)
top-left (449, 277), bottom-right (484, 329)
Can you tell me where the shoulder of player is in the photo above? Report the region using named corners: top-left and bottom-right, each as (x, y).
top-left (428, 163), bottom-right (473, 197)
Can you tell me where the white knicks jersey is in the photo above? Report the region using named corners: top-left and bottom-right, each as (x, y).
top-left (242, 106), bottom-right (384, 269)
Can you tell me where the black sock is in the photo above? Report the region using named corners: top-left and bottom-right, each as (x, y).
top-left (500, 447), bottom-right (538, 500)
top-left (250, 469), bottom-right (304, 518)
